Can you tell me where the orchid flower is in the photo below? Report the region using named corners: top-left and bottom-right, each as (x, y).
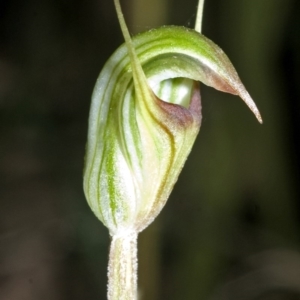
top-left (83, 0), bottom-right (262, 299)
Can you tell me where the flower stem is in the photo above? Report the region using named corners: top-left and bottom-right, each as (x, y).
top-left (108, 232), bottom-right (138, 300)
top-left (195, 0), bottom-right (205, 33)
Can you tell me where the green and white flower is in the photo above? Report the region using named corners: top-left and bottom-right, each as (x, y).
top-left (83, 0), bottom-right (262, 299)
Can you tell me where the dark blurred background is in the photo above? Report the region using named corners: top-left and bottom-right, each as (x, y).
top-left (1, 0), bottom-right (300, 299)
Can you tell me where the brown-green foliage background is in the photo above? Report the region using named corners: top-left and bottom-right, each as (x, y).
top-left (1, 0), bottom-right (300, 299)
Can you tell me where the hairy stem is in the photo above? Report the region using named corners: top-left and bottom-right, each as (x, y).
top-left (108, 232), bottom-right (138, 300)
